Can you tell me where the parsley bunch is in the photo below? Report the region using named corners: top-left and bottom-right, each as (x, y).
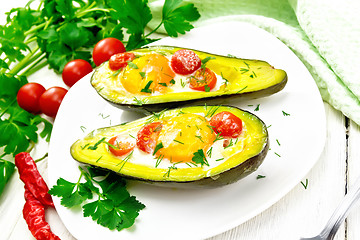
top-left (0, 0), bottom-right (200, 196)
top-left (49, 166), bottom-right (145, 231)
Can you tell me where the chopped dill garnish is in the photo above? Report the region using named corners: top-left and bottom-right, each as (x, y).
top-left (224, 139), bottom-right (233, 149)
top-left (213, 132), bottom-right (224, 143)
top-left (173, 139), bottom-right (184, 145)
top-left (301, 179), bottom-right (309, 189)
top-left (243, 61), bottom-right (250, 69)
top-left (207, 125), bottom-right (215, 133)
top-left (205, 105), bottom-right (221, 117)
top-left (206, 147), bottom-right (213, 158)
top-left (236, 86), bottom-right (248, 93)
top-left (99, 113), bottom-right (110, 119)
top-left (133, 97), bottom-right (143, 105)
top-left (195, 135), bottom-right (204, 142)
top-left (254, 104), bottom-right (260, 111)
top-left (81, 143), bottom-right (90, 150)
top-left (220, 72), bottom-right (229, 86)
top-left (87, 137), bottom-right (106, 150)
top-left (116, 151), bottom-right (134, 172)
top-left (155, 154), bottom-right (164, 168)
top-left (163, 164), bottom-right (178, 177)
top-left (146, 109), bottom-right (167, 124)
top-left (180, 79), bottom-right (186, 88)
top-left (282, 110), bottom-right (290, 116)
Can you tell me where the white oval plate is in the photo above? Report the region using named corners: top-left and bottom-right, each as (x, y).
top-left (48, 21), bottom-right (326, 240)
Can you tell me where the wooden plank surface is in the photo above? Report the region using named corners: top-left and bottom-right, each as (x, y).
top-left (209, 103), bottom-right (347, 240)
top-left (1, 103), bottom-right (354, 240)
top-left (346, 120), bottom-right (360, 240)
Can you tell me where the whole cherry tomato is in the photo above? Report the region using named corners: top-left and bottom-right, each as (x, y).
top-left (189, 67), bottom-right (217, 91)
top-left (171, 49), bottom-right (201, 75)
top-left (93, 38), bottom-right (126, 66)
top-left (136, 121), bottom-right (163, 154)
top-left (209, 111), bottom-right (243, 138)
top-left (108, 135), bottom-right (135, 157)
top-left (17, 82), bottom-right (46, 114)
top-left (39, 87), bottom-right (68, 118)
top-left (109, 52), bottom-right (136, 71)
top-left (62, 59), bottom-right (93, 87)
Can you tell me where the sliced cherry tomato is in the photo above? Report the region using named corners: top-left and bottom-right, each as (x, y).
top-left (62, 59), bottom-right (93, 87)
top-left (209, 111), bottom-right (243, 138)
top-left (39, 87), bottom-right (68, 118)
top-left (17, 83), bottom-right (46, 114)
top-left (93, 38), bottom-right (126, 66)
top-left (171, 49), bottom-right (201, 75)
top-left (108, 135), bottom-right (135, 157)
top-left (189, 67), bottom-right (217, 91)
top-left (108, 52), bottom-right (136, 71)
top-left (136, 121), bottom-right (163, 154)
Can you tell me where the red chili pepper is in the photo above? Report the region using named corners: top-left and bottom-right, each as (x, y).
top-left (15, 152), bottom-right (54, 208)
top-left (23, 187), bottom-right (60, 240)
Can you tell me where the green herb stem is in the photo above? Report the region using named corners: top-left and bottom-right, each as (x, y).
top-left (0, 99), bottom-right (16, 118)
top-left (75, 6), bottom-right (110, 18)
top-left (8, 46), bottom-right (41, 75)
top-left (144, 20), bottom-right (164, 38)
top-left (22, 57), bottom-right (48, 77)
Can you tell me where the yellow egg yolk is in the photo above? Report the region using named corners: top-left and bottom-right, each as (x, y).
top-left (120, 53), bottom-right (175, 94)
top-left (155, 113), bottom-right (215, 162)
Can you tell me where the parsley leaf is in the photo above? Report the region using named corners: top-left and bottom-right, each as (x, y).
top-left (49, 177), bottom-right (93, 208)
top-left (49, 166), bottom-right (145, 231)
top-left (162, 0), bottom-right (200, 37)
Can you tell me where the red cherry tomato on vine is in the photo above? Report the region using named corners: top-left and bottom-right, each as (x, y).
top-left (189, 67), bottom-right (217, 91)
top-left (39, 87), bottom-right (68, 118)
top-left (109, 52), bottom-right (136, 71)
top-left (93, 38), bottom-right (126, 66)
top-left (209, 111), bottom-right (243, 138)
top-left (108, 135), bottom-right (135, 157)
top-left (62, 59), bottom-right (93, 87)
top-left (171, 49), bottom-right (201, 75)
top-left (136, 121), bottom-right (163, 154)
top-left (17, 82), bottom-right (46, 114)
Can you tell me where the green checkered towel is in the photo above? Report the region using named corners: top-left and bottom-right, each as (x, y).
top-left (149, 0), bottom-right (360, 125)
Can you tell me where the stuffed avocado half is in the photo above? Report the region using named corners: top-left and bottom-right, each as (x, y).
top-left (70, 106), bottom-right (269, 188)
top-left (91, 46), bottom-right (287, 113)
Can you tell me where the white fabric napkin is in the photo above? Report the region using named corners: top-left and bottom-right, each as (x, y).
top-left (149, 0), bottom-right (360, 125)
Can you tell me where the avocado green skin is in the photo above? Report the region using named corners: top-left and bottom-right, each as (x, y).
top-left (71, 105), bottom-right (269, 188)
top-left (91, 46), bottom-right (287, 114)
